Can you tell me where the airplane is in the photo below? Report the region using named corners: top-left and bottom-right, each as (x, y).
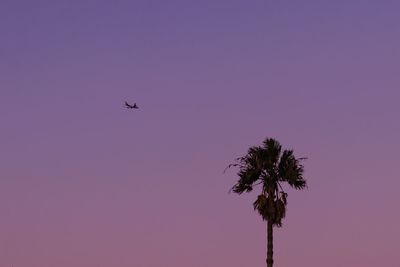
top-left (125, 101), bottom-right (139, 109)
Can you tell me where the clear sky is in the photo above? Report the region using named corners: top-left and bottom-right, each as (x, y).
top-left (1, 1), bottom-right (399, 266)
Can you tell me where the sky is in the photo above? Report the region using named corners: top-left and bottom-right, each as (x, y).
top-left (1, 0), bottom-right (399, 266)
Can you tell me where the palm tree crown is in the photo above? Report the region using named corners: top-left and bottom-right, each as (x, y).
top-left (231, 138), bottom-right (307, 226)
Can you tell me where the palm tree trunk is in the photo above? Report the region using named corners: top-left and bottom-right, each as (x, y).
top-left (266, 220), bottom-right (273, 267)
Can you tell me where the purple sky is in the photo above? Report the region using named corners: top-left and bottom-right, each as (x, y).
top-left (1, 1), bottom-right (399, 266)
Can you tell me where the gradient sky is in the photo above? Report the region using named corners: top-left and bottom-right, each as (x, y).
top-left (1, 1), bottom-right (399, 266)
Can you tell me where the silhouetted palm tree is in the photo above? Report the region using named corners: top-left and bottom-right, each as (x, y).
top-left (229, 138), bottom-right (307, 267)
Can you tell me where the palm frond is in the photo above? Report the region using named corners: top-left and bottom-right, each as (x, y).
top-left (252, 193), bottom-right (287, 227)
top-left (262, 138), bottom-right (282, 173)
top-left (278, 150), bottom-right (307, 190)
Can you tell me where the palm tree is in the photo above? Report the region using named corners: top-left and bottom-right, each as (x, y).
top-left (229, 138), bottom-right (307, 267)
